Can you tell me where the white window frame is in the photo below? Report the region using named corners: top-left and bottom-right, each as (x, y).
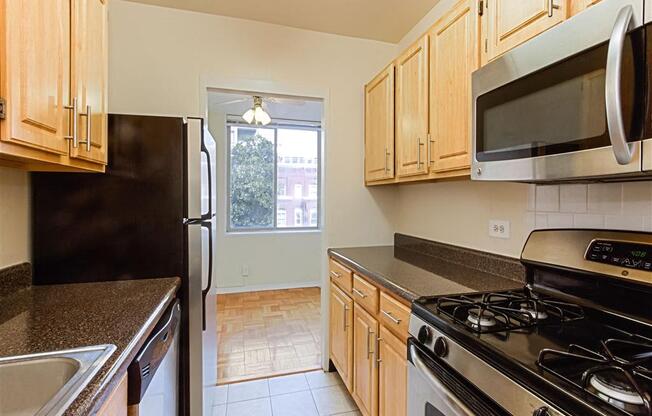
top-left (226, 119), bottom-right (322, 233)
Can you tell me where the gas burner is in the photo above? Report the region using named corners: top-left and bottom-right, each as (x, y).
top-left (467, 308), bottom-right (497, 328)
top-left (519, 305), bottom-right (549, 320)
top-left (590, 373), bottom-right (646, 406)
top-left (538, 338), bottom-right (652, 415)
top-left (434, 289), bottom-right (583, 334)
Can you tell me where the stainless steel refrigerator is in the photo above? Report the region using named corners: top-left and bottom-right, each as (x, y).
top-left (31, 114), bottom-right (217, 416)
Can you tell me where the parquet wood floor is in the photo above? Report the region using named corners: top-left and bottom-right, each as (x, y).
top-left (217, 287), bottom-right (322, 384)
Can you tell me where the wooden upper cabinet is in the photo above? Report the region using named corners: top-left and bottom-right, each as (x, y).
top-left (395, 35), bottom-right (429, 178)
top-left (70, 0), bottom-right (109, 165)
top-left (570, 0), bottom-right (601, 16)
top-left (352, 303), bottom-right (379, 416)
top-left (2, 0), bottom-right (71, 155)
top-left (329, 283), bottom-right (353, 391)
top-left (483, 0), bottom-right (566, 63)
top-left (429, 0), bottom-right (477, 173)
top-left (378, 326), bottom-right (407, 416)
top-left (365, 64), bottom-right (395, 183)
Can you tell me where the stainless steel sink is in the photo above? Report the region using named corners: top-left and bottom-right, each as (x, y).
top-left (0, 344), bottom-right (116, 416)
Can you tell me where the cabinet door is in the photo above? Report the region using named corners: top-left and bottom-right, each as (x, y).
top-left (378, 326), bottom-right (407, 416)
top-left (365, 64), bottom-right (395, 183)
top-left (353, 303), bottom-right (379, 416)
top-left (485, 0), bottom-right (566, 62)
top-left (70, 0), bottom-right (108, 164)
top-left (395, 35), bottom-right (429, 178)
top-left (429, 0), bottom-right (476, 172)
top-left (329, 283), bottom-right (353, 391)
top-left (3, 0), bottom-right (71, 154)
top-left (570, 0), bottom-right (601, 16)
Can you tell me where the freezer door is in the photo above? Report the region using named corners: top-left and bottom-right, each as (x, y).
top-left (186, 223), bottom-right (204, 416)
top-left (186, 117), bottom-right (215, 221)
top-left (200, 219), bottom-right (214, 331)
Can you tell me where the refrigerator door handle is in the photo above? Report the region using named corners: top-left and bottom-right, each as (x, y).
top-left (200, 134), bottom-right (214, 221)
top-left (200, 221), bottom-right (213, 331)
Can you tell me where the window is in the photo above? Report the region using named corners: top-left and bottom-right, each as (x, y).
top-left (228, 123), bottom-right (321, 231)
top-left (294, 183), bottom-right (303, 198)
top-left (294, 208), bottom-right (303, 226)
top-left (277, 208), bottom-right (287, 226)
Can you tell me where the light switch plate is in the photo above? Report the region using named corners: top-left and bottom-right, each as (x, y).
top-left (489, 220), bottom-right (510, 239)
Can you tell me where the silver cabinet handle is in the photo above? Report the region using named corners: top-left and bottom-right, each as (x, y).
top-left (343, 304), bottom-right (348, 331)
top-left (78, 105), bottom-right (92, 152)
top-left (376, 337), bottom-right (383, 364)
top-left (547, 0), bottom-right (560, 17)
top-left (382, 310), bottom-right (402, 325)
top-left (352, 288), bottom-right (367, 299)
top-left (606, 5), bottom-right (638, 165)
top-left (384, 146), bottom-right (389, 174)
top-left (416, 136), bottom-right (421, 167)
top-left (367, 329), bottom-right (375, 358)
top-left (410, 345), bottom-right (475, 415)
top-left (64, 98), bottom-right (78, 148)
top-left (330, 271), bottom-right (341, 279)
top-left (428, 133), bottom-right (435, 165)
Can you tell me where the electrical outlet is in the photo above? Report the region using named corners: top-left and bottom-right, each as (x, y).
top-left (241, 265), bottom-right (249, 277)
top-left (489, 220), bottom-right (510, 239)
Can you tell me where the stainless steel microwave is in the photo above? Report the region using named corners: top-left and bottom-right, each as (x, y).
top-left (472, 0), bottom-right (652, 182)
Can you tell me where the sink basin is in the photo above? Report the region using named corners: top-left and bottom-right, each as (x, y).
top-left (0, 345), bottom-right (116, 416)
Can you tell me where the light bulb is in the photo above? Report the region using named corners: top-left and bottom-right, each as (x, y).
top-left (242, 108), bottom-right (255, 124)
top-left (254, 106), bottom-right (266, 124)
top-left (259, 110), bottom-right (271, 126)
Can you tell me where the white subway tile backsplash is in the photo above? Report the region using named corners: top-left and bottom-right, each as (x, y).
top-left (535, 185), bottom-right (560, 212)
top-left (532, 182), bottom-right (652, 232)
top-left (622, 182), bottom-right (652, 216)
top-left (604, 215), bottom-right (644, 231)
top-left (547, 213), bottom-right (573, 228)
top-left (527, 185), bottom-right (536, 211)
top-left (573, 214), bottom-right (605, 228)
top-left (559, 184), bottom-right (587, 213)
top-left (587, 183), bottom-right (622, 214)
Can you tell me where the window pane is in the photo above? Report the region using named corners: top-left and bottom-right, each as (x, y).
top-left (229, 126), bottom-right (275, 229)
top-left (277, 128), bottom-right (319, 228)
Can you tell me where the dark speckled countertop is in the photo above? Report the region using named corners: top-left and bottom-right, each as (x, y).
top-left (328, 243), bottom-right (523, 302)
top-left (0, 276), bottom-right (180, 415)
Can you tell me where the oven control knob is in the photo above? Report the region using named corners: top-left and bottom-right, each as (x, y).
top-left (433, 337), bottom-right (448, 358)
top-left (533, 407), bottom-right (550, 416)
top-left (417, 326), bottom-right (433, 344)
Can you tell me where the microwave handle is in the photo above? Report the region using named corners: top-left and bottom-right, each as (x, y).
top-left (605, 5), bottom-right (638, 165)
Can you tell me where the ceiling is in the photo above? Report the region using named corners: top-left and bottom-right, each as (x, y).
top-left (208, 90), bottom-right (323, 123)
top-left (122, 0), bottom-right (440, 42)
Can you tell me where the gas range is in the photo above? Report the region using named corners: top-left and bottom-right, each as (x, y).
top-left (407, 230), bottom-right (652, 416)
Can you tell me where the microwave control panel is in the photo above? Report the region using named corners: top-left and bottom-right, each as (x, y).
top-left (586, 240), bottom-right (652, 271)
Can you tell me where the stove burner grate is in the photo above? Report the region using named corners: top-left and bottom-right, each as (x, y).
top-left (538, 338), bottom-right (652, 415)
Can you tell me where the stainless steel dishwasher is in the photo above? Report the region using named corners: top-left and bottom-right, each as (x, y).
top-left (128, 299), bottom-right (180, 416)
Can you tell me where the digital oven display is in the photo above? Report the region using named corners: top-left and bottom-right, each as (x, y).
top-left (586, 240), bottom-right (652, 271)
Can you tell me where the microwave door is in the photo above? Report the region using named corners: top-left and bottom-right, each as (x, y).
top-left (472, 0), bottom-right (645, 182)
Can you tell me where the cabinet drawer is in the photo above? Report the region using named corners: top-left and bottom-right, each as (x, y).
top-left (329, 259), bottom-right (353, 293)
top-left (352, 274), bottom-right (379, 314)
top-left (379, 292), bottom-right (410, 340)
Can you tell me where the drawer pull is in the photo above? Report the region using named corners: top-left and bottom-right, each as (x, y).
top-left (352, 288), bottom-right (367, 299)
top-left (382, 310), bottom-right (402, 324)
top-left (330, 271), bottom-right (341, 278)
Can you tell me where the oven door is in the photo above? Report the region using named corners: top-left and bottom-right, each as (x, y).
top-left (407, 340), bottom-right (509, 416)
top-left (472, 0), bottom-right (647, 182)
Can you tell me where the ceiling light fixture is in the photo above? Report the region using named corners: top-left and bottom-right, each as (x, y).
top-left (242, 96), bottom-right (271, 126)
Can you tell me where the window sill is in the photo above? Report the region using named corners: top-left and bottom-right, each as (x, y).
top-left (225, 228), bottom-right (322, 237)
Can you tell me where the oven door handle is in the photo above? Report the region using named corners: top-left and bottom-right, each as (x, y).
top-left (605, 5), bottom-right (638, 165)
top-left (409, 345), bottom-right (475, 416)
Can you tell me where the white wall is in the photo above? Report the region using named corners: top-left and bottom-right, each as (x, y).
top-left (108, 1), bottom-right (398, 293)
top-left (0, 168), bottom-right (30, 268)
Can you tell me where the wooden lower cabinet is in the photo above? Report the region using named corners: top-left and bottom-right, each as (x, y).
top-left (329, 259), bottom-right (409, 416)
top-left (98, 373), bottom-right (128, 416)
top-left (330, 282), bottom-right (354, 390)
top-left (378, 326), bottom-right (407, 416)
top-left (352, 303), bottom-right (379, 416)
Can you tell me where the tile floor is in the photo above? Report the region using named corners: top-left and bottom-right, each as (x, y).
top-left (217, 287), bottom-right (322, 383)
top-left (206, 370), bottom-right (360, 416)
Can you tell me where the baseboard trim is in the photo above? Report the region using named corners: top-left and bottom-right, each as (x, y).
top-left (216, 280), bottom-right (321, 294)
